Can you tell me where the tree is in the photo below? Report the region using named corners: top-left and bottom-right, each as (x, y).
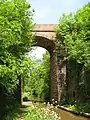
top-left (56, 2), bottom-right (90, 68)
top-left (23, 51), bottom-right (50, 101)
top-left (0, 0), bottom-right (34, 93)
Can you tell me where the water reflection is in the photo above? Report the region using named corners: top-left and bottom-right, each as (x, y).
top-left (56, 108), bottom-right (90, 120)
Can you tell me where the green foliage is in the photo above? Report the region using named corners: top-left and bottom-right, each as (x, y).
top-left (4, 102), bottom-right (20, 120)
top-left (23, 107), bottom-right (54, 120)
top-left (56, 2), bottom-right (90, 68)
top-left (23, 51), bottom-right (50, 101)
top-left (4, 102), bottom-right (59, 120)
top-left (62, 100), bottom-right (90, 113)
top-left (0, 0), bottom-right (34, 93)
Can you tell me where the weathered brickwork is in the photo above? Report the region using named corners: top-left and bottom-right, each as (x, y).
top-left (33, 24), bottom-right (56, 40)
top-left (50, 52), bottom-right (58, 100)
top-left (57, 60), bottom-right (67, 101)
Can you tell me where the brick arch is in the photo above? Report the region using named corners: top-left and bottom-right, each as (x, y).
top-left (16, 24), bottom-right (66, 104)
top-left (34, 35), bottom-right (55, 54)
top-left (34, 35), bottom-right (58, 101)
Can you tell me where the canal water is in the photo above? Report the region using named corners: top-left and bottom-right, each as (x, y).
top-left (54, 107), bottom-right (90, 120)
top-left (60, 109), bottom-right (90, 120)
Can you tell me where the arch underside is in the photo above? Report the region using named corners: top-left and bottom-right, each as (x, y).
top-left (34, 36), bottom-right (55, 55)
top-left (34, 35), bottom-right (58, 101)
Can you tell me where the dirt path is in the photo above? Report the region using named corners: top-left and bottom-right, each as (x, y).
top-left (22, 101), bottom-right (34, 107)
top-left (17, 102), bottom-right (34, 120)
top-left (16, 102), bottom-right (33, 120)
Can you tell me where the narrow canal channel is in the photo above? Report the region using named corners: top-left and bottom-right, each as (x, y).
top-left (53, 107), bottom-right (90, 120)
top-left (59, 109), bottom-right (90, 120)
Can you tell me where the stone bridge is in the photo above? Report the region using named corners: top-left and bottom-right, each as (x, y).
top-left (16, 24), bottom-right (66, 103)
top-left (34, 24), bottom-right (58, 101)
top-left (33, 24), bottom-right (56, 53)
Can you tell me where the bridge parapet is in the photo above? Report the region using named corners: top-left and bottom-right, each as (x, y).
top-left (33, 24), bottom-right (56, 40)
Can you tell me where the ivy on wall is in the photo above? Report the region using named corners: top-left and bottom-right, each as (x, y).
top-left (56, 2), bottom-right (90, 101)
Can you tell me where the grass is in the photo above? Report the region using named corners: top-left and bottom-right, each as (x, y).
top-left (59, 100), bottom-right (90, 113)
top-left (4, 103), bottom-right (22, 120)
top-left (4, 102), bottom-right (61, 120)
top-left (67, 102), bottom-right (90, 113)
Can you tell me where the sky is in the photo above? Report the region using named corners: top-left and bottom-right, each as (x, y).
top-left (28, 46), bottom-right (47, 59)
top-left (27, 0), bottom-right (90, 58)
top-left (27, 0), bottom-right (90, 24)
